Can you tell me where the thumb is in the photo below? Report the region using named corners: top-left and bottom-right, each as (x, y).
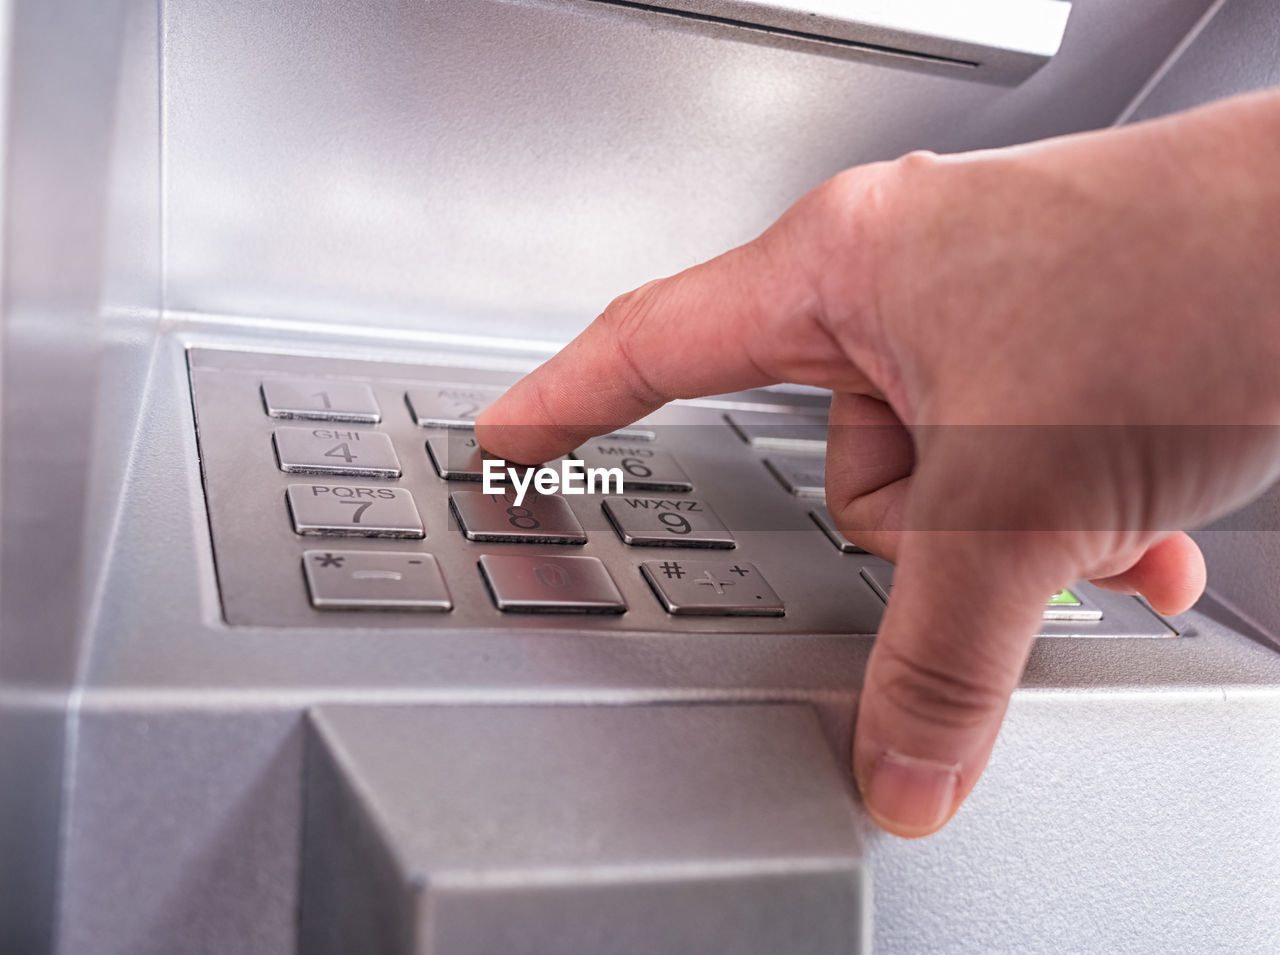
top-left (853, 488), bottom-right (1075, 837)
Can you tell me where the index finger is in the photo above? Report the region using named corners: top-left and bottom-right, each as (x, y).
top-left (474, 177), bottom-right (880, 465)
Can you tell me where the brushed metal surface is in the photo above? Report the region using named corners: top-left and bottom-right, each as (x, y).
top-left (1126, 0), bottom-right (1279, 122)
top-left (301, 705), bottom-right (869, 955)
top-left (6, 0), bottom-right (1279, 950)
top-left (44, 327), bottom-right (1280, 955)
top-left (159, 0), bottom-right (1218, 340)
top-left (1, 0), bottom-right (158, 950)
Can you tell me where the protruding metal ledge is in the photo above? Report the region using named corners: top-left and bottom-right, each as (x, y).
top-left (578, 0), bottom-right (1074, 84)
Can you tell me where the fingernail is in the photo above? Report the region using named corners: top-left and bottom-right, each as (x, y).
top-left (865, 750), bottom-right (960, 836)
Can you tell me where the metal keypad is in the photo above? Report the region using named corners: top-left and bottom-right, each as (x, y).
top-left (449, 489), bottom-right (587, 544)
top-left (479, 554), bottom-right (626, 613)
top-left (303, 550), bottom-right (451, 610)
top-left (573, 442), bottom-right (693, 492)
top-left (261, 377), bottom-right (381, 423)
top-left (809, 506), bottom-right (867, 554)
top-left (603, 497), bottom-right (734, 548)
top-left (764, 455), bottom-right (826, 498)
top-left (189, 348), bottom-right (1174, 636)
top-left (286, 483), bottom-right (424, 538)
top-left (641, 559), bottom-right (784, 616)
top-left (274, 426), bottom-right (401, 478)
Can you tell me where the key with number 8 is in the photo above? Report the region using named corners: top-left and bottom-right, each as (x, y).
top-left (448, 489), bottom-right (587, 544)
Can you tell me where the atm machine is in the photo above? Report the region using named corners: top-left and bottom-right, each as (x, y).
top-left (2, 0), bottom-right (1278, 952)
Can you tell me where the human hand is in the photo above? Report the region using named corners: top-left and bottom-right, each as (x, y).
top-left (476, 89), bottom-right (1280, 837)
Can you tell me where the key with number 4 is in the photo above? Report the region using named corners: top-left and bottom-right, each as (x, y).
top-left (274, 426), bottom-right (401, 478)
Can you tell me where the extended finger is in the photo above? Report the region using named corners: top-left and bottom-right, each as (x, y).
top-left (476, 175), bottom-right (888, 464)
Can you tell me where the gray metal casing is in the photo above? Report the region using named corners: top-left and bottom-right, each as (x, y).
top-left (2, 0), bottom-right (1279, 953)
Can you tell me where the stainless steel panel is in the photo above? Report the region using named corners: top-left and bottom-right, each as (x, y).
top-left (159, 0), bottom-right (1219, 338)
top-left (300, 704), bottom-right (869, 954)
top-left (8, 0), bottom-right (1276, 949)
top-left (1126, 0), bottom-right (1280, 123)
top-left (46, 332), bottom-right (1280, 955)
top-left (1, 0), bottom-right (159, 950)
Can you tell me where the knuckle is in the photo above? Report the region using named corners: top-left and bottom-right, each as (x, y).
top-left (599, 279), bottom-right (663, 336)
top-left (893, 148), bottom-right (942, 178)
top-left (871, 640), bottom-right (1009, 733)
top-left (799, 159), bottom-right (923, 324)
top-left (805, 150), bottom-right (944, 250)
top-left (811, 166), bottom-right (890, 241)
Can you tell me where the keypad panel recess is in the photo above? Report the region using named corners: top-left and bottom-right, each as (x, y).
top-left (188, 347), bottom-right (1175, 637)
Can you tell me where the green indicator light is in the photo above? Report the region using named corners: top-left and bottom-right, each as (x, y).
top-left (1047, 589), bottom-right (1081, 606)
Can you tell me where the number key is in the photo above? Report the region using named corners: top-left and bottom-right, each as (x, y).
top-left (448, 489), bottom-right (587, 544)
top-left (602, 497), bottom-right (734, 548)
top-left (261, 378), bottom-right (380, 423)
top-left (406, 384), bottom-right (506, 429)
top-left (273, 426), bottom-right (401, 478)
top-left (286, 484), bottom-right (424, 538)
top-left (641, 560), bottom-right (784, 616)
top-left (573, 442), bottom-right (692, 492)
